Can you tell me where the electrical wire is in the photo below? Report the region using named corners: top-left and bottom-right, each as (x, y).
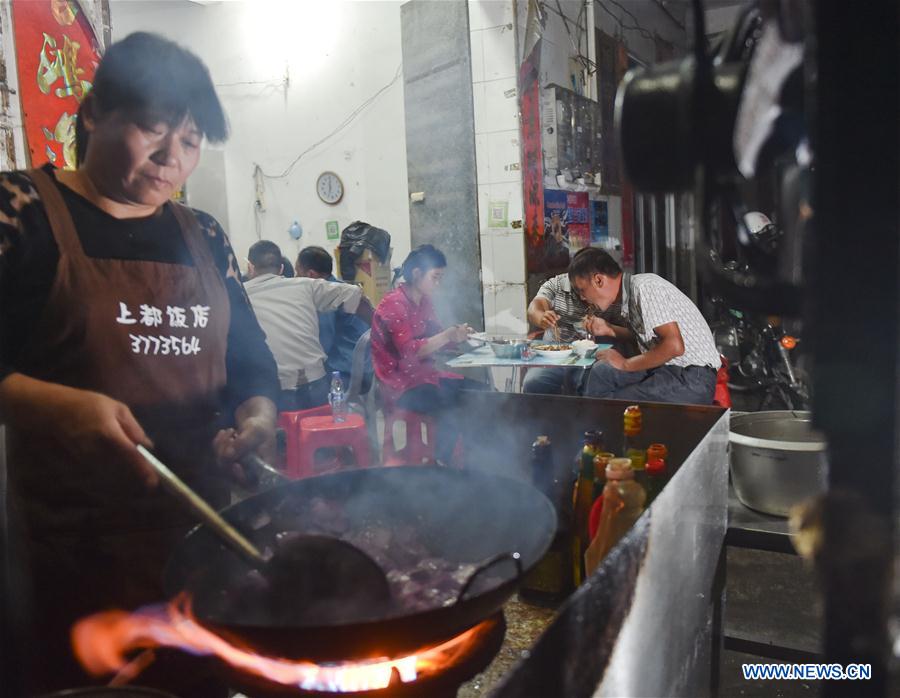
top-left (651, 0), bottom-right (686, 31)
top-left (596, 0), bottom-right (655, 41)
top-left (545, 1), bottom-right (597, 75)
top-left (553, 0), bottom-right (584, 56)
top-left (604, 0), bottom-right (653, 35)
top-left (254, 63), bottom-right (403, 181)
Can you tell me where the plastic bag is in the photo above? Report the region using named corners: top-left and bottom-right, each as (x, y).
top-left (338, 221), bottom-right (391, 281)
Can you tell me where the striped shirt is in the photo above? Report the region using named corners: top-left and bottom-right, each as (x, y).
top-left (621, 273), bottom-right (720, 368)
top-left (534, 273), bottom-right (624, 342)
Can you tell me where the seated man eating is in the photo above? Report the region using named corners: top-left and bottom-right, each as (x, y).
top-left (523, 271), bottom-right (590, 395)
top-left (570, 247), bottom-right (720, 404)
top-left (524, 270), bottom-right (629, 396)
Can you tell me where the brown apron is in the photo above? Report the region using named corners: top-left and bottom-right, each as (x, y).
top-left (7, 168), bottom-right (230, 693)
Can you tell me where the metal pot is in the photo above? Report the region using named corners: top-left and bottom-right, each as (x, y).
top-left (485, 337), bottom-right (528, 359)
top-left (164, 465), bottom-right (556, 662)
top-left (729, 410), bottom-right (827, 517)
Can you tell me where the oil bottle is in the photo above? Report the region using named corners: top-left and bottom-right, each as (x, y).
top-left (520, 435), bottom-right (575, 605)
top-left (572, 431), bottom-right (604, 585)
top-left (584, 458), bottom-right (647, 576)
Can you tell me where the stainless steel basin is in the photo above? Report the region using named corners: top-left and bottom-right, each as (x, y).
top-left (729, 410), bottom-right (828, 517)
top-left (485, 337), bottom-right (528, 359)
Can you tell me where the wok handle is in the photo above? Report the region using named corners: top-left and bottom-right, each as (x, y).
top-left (137, 445), bottom-right (266, 566)
top-left (455, 552), bottom-right (523, 605)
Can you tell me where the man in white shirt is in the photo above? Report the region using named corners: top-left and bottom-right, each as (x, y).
top-left (244, 241), bottom-right (373, 411)
top-left (569, 247), bottom-right (720, 404)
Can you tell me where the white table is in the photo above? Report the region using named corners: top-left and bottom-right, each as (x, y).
top-left (445, 344), bottom-right (612, 392)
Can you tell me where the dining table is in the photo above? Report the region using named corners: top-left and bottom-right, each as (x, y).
top-left (445, 343), bottom-right (612, 392)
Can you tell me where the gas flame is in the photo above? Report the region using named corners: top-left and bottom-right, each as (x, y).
top-left (72, 594), bottom-right (483, 693)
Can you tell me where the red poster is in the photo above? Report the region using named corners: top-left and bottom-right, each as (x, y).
top-left (518, 41), bottom-right (544, 273)
top-left (11, 0), bottom-right (101, 169)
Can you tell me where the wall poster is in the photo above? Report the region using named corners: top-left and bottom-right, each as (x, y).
top-left (590, 198), bottom-right (609, 243)
top-left (541, 189), bottom-right (589, 270)
top-left (11, 0), bottom-right (101, 169)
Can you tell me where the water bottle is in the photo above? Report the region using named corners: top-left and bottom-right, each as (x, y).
top-left (328, 371), bottom-right (348, 423)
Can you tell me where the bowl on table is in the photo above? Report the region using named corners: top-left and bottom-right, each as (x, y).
top-left (485, 337), bottom-right (530, 359)
top-left (572, 339), bottom-right (599, 357)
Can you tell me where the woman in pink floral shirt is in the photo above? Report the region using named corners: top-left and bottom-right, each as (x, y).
top-left (371, 245), bottom-right (487, 463)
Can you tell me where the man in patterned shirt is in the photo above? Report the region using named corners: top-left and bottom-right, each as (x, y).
top-left (524, 273), bottom-right (591, 394)
top-left (569, 247), bottom-right (720, 404)
top-left (524, 272), bottom-right (630, 395)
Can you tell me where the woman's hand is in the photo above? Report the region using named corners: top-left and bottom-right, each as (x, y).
top-left (536, 309), bottom-right (560, 330)
top-left (584, 315), bottom-right (615, 337)
top-left (0, 374), bottom-right (157, 487)
top-left (444, 324), bottom-right (473, 344)
top-left (213, 396), bottom-right (277, 476)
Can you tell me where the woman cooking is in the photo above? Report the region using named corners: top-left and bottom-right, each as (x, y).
top-left (371, 244), bottom-right (486, 465)
top-left (0, 33), bottom-right (279, 694)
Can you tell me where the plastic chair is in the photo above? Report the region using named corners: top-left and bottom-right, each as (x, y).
top-left (346, 329), bottom-right (378, 448)
top-left (346, 329), bottom-right (372, 407)
top-left (381, 407), bottom-right (437, 467)
top-left (277, 405), bottom-right (332, 476)
top-left (292, 413), bottom-right (371, 478)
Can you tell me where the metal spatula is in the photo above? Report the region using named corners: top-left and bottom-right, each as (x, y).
top-left (137, 445), bottom-right (391, 621)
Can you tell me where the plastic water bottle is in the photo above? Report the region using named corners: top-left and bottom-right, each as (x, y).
top-left (329, 371), bottom-right (348, 423)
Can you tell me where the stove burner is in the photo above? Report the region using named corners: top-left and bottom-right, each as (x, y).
top-left (222, 613), bottom-right (505, 698)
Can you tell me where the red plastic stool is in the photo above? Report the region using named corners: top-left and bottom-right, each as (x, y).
top-left (277, 405), bottom-right (331, 475)
top-left (381, 408), bottom-right (436, 467)
top-left (294, 413), bottom-right (371, 479)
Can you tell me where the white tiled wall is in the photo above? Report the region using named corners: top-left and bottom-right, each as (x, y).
top-left (469, 0), bottom-right (527, 336)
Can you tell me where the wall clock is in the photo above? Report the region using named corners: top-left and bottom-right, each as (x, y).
top-left (316, 171), bottom-right (344, 205)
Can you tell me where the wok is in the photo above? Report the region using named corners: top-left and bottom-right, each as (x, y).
top-left (164, 466), bottom-right (556, 661)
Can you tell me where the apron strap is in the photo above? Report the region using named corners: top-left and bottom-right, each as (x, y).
top-left (27, 168), bottom-right (88, 262)
top-left (168, 202), bottom-right (223, 305)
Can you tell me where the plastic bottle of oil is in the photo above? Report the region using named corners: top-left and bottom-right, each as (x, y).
top-left (584, 458), bottom-right (647, 576)
top-left (592, 451), bottom-right (615, 502)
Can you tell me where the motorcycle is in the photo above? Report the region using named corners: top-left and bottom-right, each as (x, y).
top-left (711, 297), bottom-right (810, 411)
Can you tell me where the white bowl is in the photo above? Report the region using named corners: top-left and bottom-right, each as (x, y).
top-left (572, 339), bottom-right (598, 357)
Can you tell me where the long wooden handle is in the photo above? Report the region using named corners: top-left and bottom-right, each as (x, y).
top-left (137, 445), bottom-right (265, 566)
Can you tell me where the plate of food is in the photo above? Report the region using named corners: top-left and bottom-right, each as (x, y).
top-left (531, 342), bottom-right (574, 358)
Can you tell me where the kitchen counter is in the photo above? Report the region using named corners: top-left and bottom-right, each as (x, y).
top-left (458, 596), bottom-right (558, 697)
top-left (456, 392), bottom-right (728, 697)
